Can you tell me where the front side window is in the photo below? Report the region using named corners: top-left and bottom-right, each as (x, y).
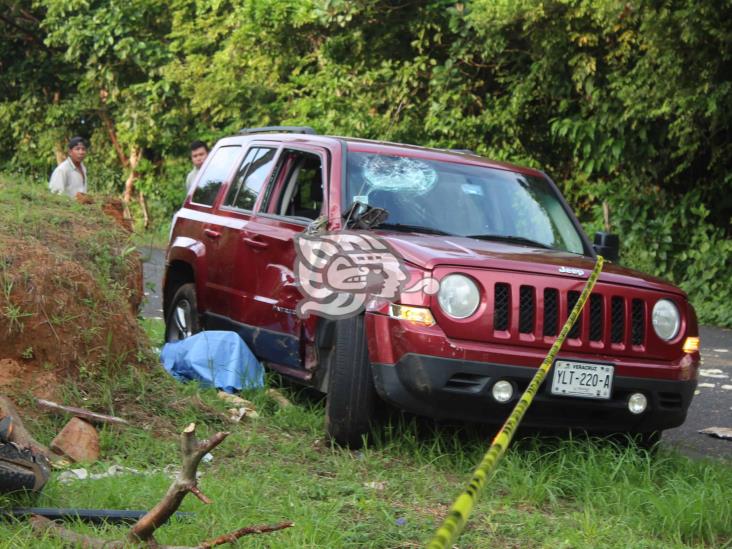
top-left (345, 152), bottom-right (585, 254)
top-left (270, 150), bottom-right (325, 220)
top-left (224, 147), bottom-right (277, 211)
top-left (192, 146), bottom-right (241, 206)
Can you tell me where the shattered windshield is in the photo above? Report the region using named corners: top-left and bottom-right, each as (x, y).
top-left (345, 152), bottom-right (586, 254)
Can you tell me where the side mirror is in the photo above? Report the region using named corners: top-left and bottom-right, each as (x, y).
top-left (305, 215), bottom-right (329, 236)
top-left (593, 232), bottom-right (620, 262)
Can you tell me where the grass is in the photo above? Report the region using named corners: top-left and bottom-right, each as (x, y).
top-left (1, 321), bottom-right (730, 549)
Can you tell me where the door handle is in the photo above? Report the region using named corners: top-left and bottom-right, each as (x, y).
top-left (242, 236), bottom-right (269, 249)
top-left (204, 228), bottom-right (221, 239)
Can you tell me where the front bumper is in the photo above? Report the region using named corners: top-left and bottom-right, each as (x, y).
top-left (371, 354), bottom-right (697, 433)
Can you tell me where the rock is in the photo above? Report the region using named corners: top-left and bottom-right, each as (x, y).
top-left (50, 417), bottom-right (100, 463)
top-left (698, 427), bottom-right (732, 440)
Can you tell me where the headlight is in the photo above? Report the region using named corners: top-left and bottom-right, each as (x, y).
top-left (438, 274), bottom-right (480, 319)
top-left (652, 299), bottom-right (680, 341)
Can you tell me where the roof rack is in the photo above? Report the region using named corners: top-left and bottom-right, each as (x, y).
top-left (238, 126), bottom-right (318, 135)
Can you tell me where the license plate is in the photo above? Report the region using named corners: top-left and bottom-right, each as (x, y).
top-left (550, 360), bottom-right (614, 400)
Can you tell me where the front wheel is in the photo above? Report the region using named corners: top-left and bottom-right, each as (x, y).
top-left (325, 315), bottom-right (378, 448)
top-left (165, 283), bottom-right (202, 343)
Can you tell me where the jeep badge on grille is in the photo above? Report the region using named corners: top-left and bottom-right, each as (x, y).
top-left (558, 266), bottom-right (585, 276)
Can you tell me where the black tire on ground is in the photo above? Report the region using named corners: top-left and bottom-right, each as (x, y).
top-left (164, 283), bottom-right (202, 343)
top-left (325, 315), bottom-right (378, 448)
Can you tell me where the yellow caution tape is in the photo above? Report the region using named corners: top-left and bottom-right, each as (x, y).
top-left (427, 256), bottom-right (604, 549)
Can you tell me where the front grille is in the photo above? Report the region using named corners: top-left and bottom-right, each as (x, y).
top-left (519, 286), bottom-right (534, 333)
top-left (493, 282), bottom-right (646, 348)
top-left (445, 373), bottom-right (489, 393)
top-left (632, 299), bottom-right (645, 346)
top-left (567, 290), bottom-right (581, 339)
top-left (589, 294), bottom-right (604, 341)
top-left (658, 392), bottom-right (683, 410)
top-left (611, 297), bottom-right (625, 343)
top-left (494, 283), bottom-right (510, 331)
top-left (543, 288), bottom-right (559, 337)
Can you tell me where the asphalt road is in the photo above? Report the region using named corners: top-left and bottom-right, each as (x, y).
top-left (139, 245), bottom-right (730, 460)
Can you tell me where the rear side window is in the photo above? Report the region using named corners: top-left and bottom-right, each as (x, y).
top-left (224, 147), bottom-right (277, 211)
top-left (192, 146), bottom-right (241, 206)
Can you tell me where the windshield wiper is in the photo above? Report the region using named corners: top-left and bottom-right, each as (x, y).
top-left (377, 223), bottom-right (455, 236)
top-left (465, 234), bottom-right (553, 249)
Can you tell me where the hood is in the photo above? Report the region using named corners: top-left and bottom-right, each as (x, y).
top-left (374, 231), bottom-right (686, 297)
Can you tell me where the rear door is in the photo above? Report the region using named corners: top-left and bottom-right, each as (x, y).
top-left (214, 144), bottom-right (280, 324)
top-left (187, 144), bottom-right (243, 315)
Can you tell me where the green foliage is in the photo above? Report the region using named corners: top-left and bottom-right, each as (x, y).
top-left (0, 0), bottom-right (730, 324)
top-left (591, 184), bottom-right (732, 327)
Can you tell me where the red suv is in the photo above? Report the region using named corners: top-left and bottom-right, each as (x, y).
top-left (164, 126), bottom-right (700, 447)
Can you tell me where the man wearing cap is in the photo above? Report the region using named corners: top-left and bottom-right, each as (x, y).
top-left (49, 136), bottom-right (88, 198)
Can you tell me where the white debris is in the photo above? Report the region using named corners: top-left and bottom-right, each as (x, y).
top-left (266, 388), bottom-right (292, 408)
top-left (698, 427), bottom-right (732, 440)
top-left (698, 383), bottom-right (716, 388)
top-left (224, 405), bottom-right (259, 422)
top-left (712, 348), bottom-right (729, 353)
top-left (364, 481), bottom-right (386, 491)
top-left (58, 465), bottom-right (143, 484)
top-left (721, 385), bottom-right (732, 390)
top-left (217, 390), bottom-right (255, 408)
top-left (694, 390), bottom-right (701, 395)
top-left (201, 453), bottom-right (213, 464)
top-left (699, 369), bottom-right (728, 379)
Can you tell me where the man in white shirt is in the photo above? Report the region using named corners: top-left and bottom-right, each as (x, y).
top-left (49, 137), bottom-right (88, 198)
top-left (186, 140), bottom-right (209, 193)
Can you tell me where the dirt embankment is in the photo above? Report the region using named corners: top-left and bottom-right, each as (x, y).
top-left (0, 181), bottom-right (145, 400)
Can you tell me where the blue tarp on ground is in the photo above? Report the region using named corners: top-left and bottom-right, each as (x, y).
top-left (160, 331), bottom-right (264, 393)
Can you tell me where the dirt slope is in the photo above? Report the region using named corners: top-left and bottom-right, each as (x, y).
top-left (0, 178), bottom-right (145, 400)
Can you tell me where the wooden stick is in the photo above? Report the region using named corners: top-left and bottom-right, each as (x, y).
top-left (36, 398), bottom-right (129, 426)
top-left (197, 521), bottom-right (295, 548)
top-left (30, 515), bottom-right (123, 548)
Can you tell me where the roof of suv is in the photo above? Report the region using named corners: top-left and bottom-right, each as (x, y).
top-left (218, 130), bottom-right (547, 179)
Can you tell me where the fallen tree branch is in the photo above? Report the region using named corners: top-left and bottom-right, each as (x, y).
top-left (36, 399), bottom-right (130, 426)
top-left (197, 521), bottom-right (295, 548)
top-left (30, 515), bottom-right (117, 549)
top-left (128, 423), bottom-right (228, 543)
top-left (31, 514), bottom-right (294, 549)
top-left (29, 422), bottom-right (293, 547)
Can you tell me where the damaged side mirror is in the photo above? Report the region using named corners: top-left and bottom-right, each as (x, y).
top-left (593, 231), bottom-right (620, 262)
top-left (342, 201), bottom-right (389, 230)
top-left (304, 215), bottom-right (329, 236)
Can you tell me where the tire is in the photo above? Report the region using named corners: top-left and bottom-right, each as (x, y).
top-left (325, 315), bottom-right (378, 448)
top-left (165, 283), bottom-right (202, 343)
